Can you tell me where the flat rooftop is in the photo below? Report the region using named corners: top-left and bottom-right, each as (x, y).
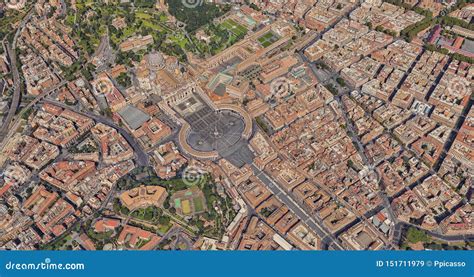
top-left (118, 105), bottom-right (150, 130)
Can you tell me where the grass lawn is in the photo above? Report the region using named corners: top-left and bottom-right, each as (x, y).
top-left (65, 14), bottom-right (75, 26)
top-left (142, 21), bottom-right (166, 32)
top-left (168, 33), bottom-right (188, 48)
top-left (135, 238), bottom-right (150, 249)
top-left (221, 19), bottom-right (247, 37)
top-left (159, 14), bottom-right (168, 22)
top-left (158, 222), bottom-right (173, 234)
top-left (193, 197), bottom-right (204, 213)
top-left (136, 12), bottom-right (152, 20)
top-left (257, 31), bottom-right (280, 47)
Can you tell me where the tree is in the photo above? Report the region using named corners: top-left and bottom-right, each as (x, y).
top-left (406, 227), bottom-right (430, 244)
top-left (102, 107), bottom-right (113, 117)
top-left (166, 0), bottom-right (227, 33)
top-left (116, 72), bottom-right (131, 88)
top-left (158, 216), bottom-right (170, 226)
top-left (336, 77), bottom-right (346, 87)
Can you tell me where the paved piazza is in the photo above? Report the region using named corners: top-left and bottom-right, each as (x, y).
top-left (185, 107), bottom-right (245, 153)
top-left (172, 93), bottom-right (254, 165)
